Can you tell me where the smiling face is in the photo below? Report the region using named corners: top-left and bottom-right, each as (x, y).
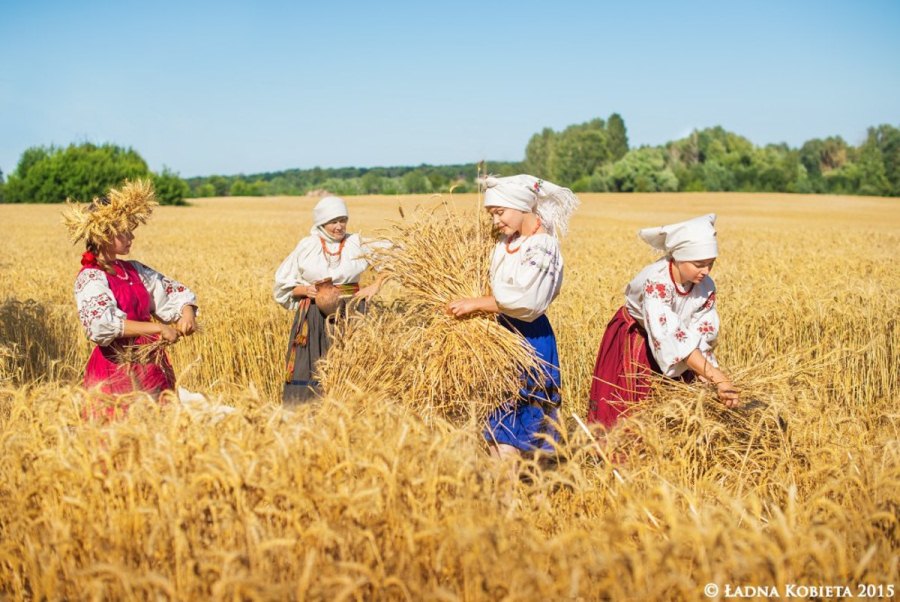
top-left (486, 206), bottom-right (526, 237)
top-left (322, 217), bottom-right (348, 239)
top-left (674, 258), bottom-right (716, 284)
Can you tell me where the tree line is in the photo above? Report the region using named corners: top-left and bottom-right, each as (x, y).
top-left (183, 162), bottom-right (522, 198)
top-left (523, 116), bottom-right (898, 196)
top-left (185, 115), bottom-right (898, 198)
top-left (1, 118), bottom-right (897, 204)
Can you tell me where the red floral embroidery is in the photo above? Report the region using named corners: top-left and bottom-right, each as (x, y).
top-left (673, 356), bottom-right (682, 364)
top-left (652, 339), bottom-right (661, 350)
top-left (160, 274), bottom-right (187, 296)
top-left (644, 281), bottom-right (669, 300)
top-left (697, 321), bottom-right (716, 335)
top-left (658, 314), bottom-right (667, 326)
top-left (78, 292), bottom-right (116, 333)
top-left (702, 292), bottom-right (717, 310)
top-left (674, 328), bottom-right (688, 342)
top-left (74, 269), bottom-right (106, 294)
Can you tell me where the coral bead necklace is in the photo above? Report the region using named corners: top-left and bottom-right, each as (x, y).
top-left (320, 236), bottom-right (347, 266)
top-left (668, 260), bottom-right (693, 296)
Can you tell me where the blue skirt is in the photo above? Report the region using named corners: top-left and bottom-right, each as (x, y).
top-left (484, 314), bottom-right (562, 452)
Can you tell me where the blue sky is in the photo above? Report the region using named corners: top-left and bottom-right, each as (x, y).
top-left (1, 0), bottom-right (898, 177)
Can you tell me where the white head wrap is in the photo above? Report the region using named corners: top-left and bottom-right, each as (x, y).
top-left (480, 174), bottom-right (579, 237)
top-left (638, 214), bottom-right (718, 261)
top-left (310, 196), bottom-right (349, 240)
top-left (312, 196), bottom-right (348, 227)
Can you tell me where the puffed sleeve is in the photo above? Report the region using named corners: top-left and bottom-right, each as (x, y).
top-left (74, 269), bottom-right (127, 346)
top-left (689, 287), bottom-right (720, 368)
top-left (641, 280), bottom-right (702, 377)
top-left (359, 236), bottom-right (393, 271)
top-left (492, 239), bottom-right (562, 322)
top-left (131, 261), bottom-right (198, 323)
top-left (273, 238), bottom-right (317, 310)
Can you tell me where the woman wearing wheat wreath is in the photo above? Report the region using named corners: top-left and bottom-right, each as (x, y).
top-left (64, 179), bottom-right (198, 417)
top-left (587, 214), bottom-right (740, 429)
top-left (448, 175), bottom-right (579, 459)
top-left (274, 196), bottom-right (385, 405)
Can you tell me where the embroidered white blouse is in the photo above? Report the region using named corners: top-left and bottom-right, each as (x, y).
top-left (73, 261), bottom-right (198, 347)
top-left (273, 233), bottom-right (370, 310)
top-left (624, 258), bottom-right (720, 377)
top-left (489, 233), bottom-right (563, 323)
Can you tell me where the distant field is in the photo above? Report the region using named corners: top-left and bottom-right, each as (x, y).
top-left (0, 193), bottom-right (897, 599)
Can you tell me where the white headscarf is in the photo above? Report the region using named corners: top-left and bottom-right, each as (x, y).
top-left (310, 196), bottom-right (349, 240)
top-left (481, 174), bottom-right (579, 237)
top-left (312, 196), bottom-right (348, 227)
top-left (639, 214), bottom-right (718, 261)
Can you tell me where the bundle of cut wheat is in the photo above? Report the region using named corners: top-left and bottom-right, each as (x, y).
top-left (317, 201), bottom-right (540, 425)
top-left (602, 352), bottom-right (828, 493)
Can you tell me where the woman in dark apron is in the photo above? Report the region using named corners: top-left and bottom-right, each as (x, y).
top-left (273, 196), bottom-right (383, 405)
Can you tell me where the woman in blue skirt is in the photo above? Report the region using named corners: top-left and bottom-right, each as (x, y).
top-left (448, 174), bottom-right (579, 459)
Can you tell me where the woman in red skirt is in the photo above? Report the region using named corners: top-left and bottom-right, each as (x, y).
top-left (64, 179), bottom-right (198, 418)
top-left (588, 214), bottom-right (740, 429)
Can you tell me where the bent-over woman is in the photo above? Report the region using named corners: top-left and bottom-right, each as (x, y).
top-left (588, 214), bottom-right (740, 429)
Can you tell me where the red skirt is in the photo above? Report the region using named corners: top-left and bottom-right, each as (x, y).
top-left (83, 338), bottom-right (175, 420)
top-left (587, 306), bottom-right (665, 428)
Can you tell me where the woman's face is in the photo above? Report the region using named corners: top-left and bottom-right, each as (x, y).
top-left (675, 258), bottom-right (716, 284)
top-left (322, 217), bottom-right (348, 239)
top-left (486, 206), bottom-right (525, 236)
top-left (105, 230), bottom-right (134, 256)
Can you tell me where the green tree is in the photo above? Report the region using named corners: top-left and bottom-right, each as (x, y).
top-left (593, 147), bottom-right (678, 192)
top-left (607, 113), bottom-right (629, 161)
top-left (14, 147), bottom-right (51, 179)
top-left (228, 177), bottom-right (266, 196)
top-left (700, 161), bottom-right (736, 191)
top-left (3, 143), bottom-right (151, 203)
top-left (799, 137), bottom-right (849, 192)
top-left (855, 135), bottom-right (891, 196)
top-left (360, 171), bottom-right (383, 194)
top-left (152, 167), bottom-right (190, 205)
top-left (866, 124), bottom-right (900, 195)
top-left (524, 128), bottom-right (556, 178)
top-left (380, 178), bottom-right (402, 195)
top-left (195, 183), bottom-right (216, 197)
top-left (401, 170), bottom-right (432, 194)
top-left (229, 179), bottom-right (251, 196)
top-left (551, 125), bottom-right (609, 185)
top-left (799, 137), bottom-right (848, 178)
top-left (207, 175), bottom-right (231, 196)
top-left (427, 172), bottom-right (449, 193)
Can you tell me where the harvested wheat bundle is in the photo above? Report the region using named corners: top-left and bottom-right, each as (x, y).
top-left (603, 352), bottom-right (826, 492)
top-left (317, 202), bottom-right (541, 425)
top-left (115, 338), bottom-right (174, 366)
top-left (115, 322), bottom-right (204, 367)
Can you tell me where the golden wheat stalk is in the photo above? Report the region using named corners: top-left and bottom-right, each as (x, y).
top-left (114, 323), bottom-right (204, 366)
top-left (317, 200), bottom-right (541, 424)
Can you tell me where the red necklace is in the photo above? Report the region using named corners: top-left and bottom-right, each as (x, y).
top-left (319, 236), bottom-right (346, 260)
top-left (668, 260), bottom-right (692, 296)
top-left (505, 218), bottom-right (542, 254)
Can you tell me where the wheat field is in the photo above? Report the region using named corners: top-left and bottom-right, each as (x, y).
top-left (0, 193), bottom-right (897, 600)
